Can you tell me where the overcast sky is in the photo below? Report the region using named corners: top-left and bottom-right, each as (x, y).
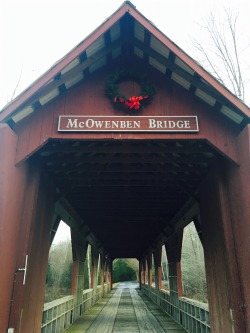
top-left (1, 0), bottom-right (250, 109)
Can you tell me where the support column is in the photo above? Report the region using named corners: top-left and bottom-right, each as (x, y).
top-left (90, 247), bottom-right (97, 290)
top-left (106, 259), bottom-right (113, 289)
top-left (0, 125), bottom-right (28, 332)
top-left (90, 246), bottom-right (100, 304)
top-left (7, 157), bottom-right (55, 333)
top-left (153, 246), bottom-right (163, 290)
top-left (71, 229), bottom-right (88, 317)
top-left (142, 258), bottom-right (147, 284)
top-left (105, 258), bottom-right (112, 289)
top-left (147, 253), bottom-right (153, 287)
top-left (139, 260), bottom-right (142, 289)
top-left (200, 156), bottom-right (247, 333)
top-left (223, 125), bottom-right (250, 332)
top-left (99, 254), bottom-right (104, 287)
top-left (110, 259), bottom-right (113, 288)
top-left (165, 231), bottom-right (183, 322)
top-left (105, 259), bottom-right (110, 287)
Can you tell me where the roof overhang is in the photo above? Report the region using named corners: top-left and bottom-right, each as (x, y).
top-left (1, 1), bottom-right (249, 129)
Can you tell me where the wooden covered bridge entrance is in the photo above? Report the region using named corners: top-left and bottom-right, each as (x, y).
top-left (0, 2), bottom-right (250, 332)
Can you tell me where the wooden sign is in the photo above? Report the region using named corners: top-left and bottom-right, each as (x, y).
top-left (58, 116), bottom-right (199, 132)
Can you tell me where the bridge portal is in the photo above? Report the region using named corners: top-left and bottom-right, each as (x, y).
top-left (0, 2), bottom-right (250, 333)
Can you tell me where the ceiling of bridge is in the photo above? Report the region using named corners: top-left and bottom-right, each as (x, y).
top-left (38, 138), bottom-right (217, 259)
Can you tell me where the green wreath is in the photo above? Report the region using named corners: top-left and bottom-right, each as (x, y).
top-left (105, 70), bottom-right (155, 112)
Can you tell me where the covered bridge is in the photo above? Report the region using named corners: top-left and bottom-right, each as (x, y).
top-left (0, 2), bottom-right (250, 332)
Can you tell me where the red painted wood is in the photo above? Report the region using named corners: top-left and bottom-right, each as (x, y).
top-left (138, 261), bottom-right (142, 289)
top-left (8, 162), bottom-right (41, 331)
top-left (147, 254), bottom-right (153, 286)
top-left (157, 267), bottom-right (163, 290)
top-left (29, 173), bottom-right (55, 332)
top-left (52, 94), bottom-right (66, 139)
top-left (225, 125), bottom-right (250, 332)
top-left (141, 259), bottom-right (146, 285)
top-left (90, 251), bottom-right (95, 289)
top-left (99, 254), bottom-right (104, 286)
top-left (27, 109), bottom-right (43, 156)
top-left (14, 67), bottom-right (240, 164)
top-left (14, 117), bottom-right (31, 164)
top-left (176, 262), bottom-right (183, 297)
top-left (70, 261), bottom-right (78, 295)
top-left (200, 168), bottom-right (241, 333)
top-left (109, 260), bottom-right (113, 287)
top-left (105, 262), bottom-right (110, 285)
top-left (0, 125), bottom-right (28, 332)
top-left (7, 161), bottom-right (55, 332)
top-left (40, 102), bottom-right (54, 145)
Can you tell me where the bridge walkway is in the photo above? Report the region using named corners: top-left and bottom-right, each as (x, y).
top-left (65, 282), bottom-right (186, 333)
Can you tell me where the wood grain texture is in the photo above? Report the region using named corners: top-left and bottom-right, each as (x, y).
top-left (14, 66), bottom-right (239, 165)
top-left (65, 282), bottom-right (186, 333)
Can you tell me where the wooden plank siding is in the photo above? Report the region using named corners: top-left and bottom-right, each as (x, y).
top-left (13, 65), bottom-right (240, 165)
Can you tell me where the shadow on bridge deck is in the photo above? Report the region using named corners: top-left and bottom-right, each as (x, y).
top-left (64, 282), bottom-right (186, 333)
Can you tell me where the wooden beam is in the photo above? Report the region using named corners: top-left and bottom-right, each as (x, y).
top-left (42, 154), bottom-right (212, 165)
top-left (41, 141), bottom-right (214, 154)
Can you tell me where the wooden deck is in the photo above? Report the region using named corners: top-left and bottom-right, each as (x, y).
top-left (65, 282), bottom-right (186, 333)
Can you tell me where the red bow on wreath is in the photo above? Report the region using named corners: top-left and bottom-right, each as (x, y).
top-left (114, 95), bottom-right (149, 110)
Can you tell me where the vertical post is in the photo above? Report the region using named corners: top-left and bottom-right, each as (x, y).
top-left (0, 124), bottom-right (56, 333)
top-left (225, 125), bottom-right (250, 333)
top-left (9, 159), bottom-right (55, 333)
top-left (71, 229), bottom-right (88, 317)
top-left (165, 232), bottom-right (183, 323)
top-left (147, 253), bottom-right (153, 286)
top-left (200, 164), bottom-right (242, 333)
top-left (71, 260), bottom-right (78, 295)
top-left (200, 125), bottom-right (250, 333)
top-left (142, 258), bottom-right (146, 284)
top-left (99, 254), bottom-right (104, 287)
top-left (176, 261), bottom-right (183, 297)
top-left (90, 247), bottom-right (100, 303)
top-left (105, 258), bottom-right (112, 290)
top-left (90, 250), bottom-right (95, 290)
top-left (0, 125), bottom-right (28, 333)
top-left (110, 259), bottom-right (113, 288)
top-left (105, 259), bottom-right (110, 288)
top-left (153, 246), bottom-right (163, 290)
top-left (138, 260), bottom-right (142, 289)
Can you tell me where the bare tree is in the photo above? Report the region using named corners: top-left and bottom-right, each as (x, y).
top-left (193, 10), bottom-right (249, 102)
top-left (45, 240), bottom-right (73, 302)
top-left (10, 67), bottom-right (23, 102)
top-left (181, 222), bottom-right (207, 303)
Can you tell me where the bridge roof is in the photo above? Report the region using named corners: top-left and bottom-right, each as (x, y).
top-left (0, 1), bottom-right (249, 127)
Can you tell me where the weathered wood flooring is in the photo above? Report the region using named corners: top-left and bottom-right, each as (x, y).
top-left (65, 282), bottom-right (186, 333)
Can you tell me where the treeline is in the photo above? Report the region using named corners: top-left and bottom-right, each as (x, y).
top-left (181, 222), bottom-right (207, 303)
top-left (45, 222), bottom-right (207, 304)
top-left (44, 242), bottom-right (139, 302)
top-left (113, 259), bottom-right (138, 283)
top-left (45, 241), bottom-right (73, 302)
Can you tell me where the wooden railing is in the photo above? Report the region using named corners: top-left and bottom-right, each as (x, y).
top-left (41, 283), bottom-right (209, 333)
top-left (41, 284), bottom-right (110, 333)
top-left (141, 284), bottom-right (210, 333)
